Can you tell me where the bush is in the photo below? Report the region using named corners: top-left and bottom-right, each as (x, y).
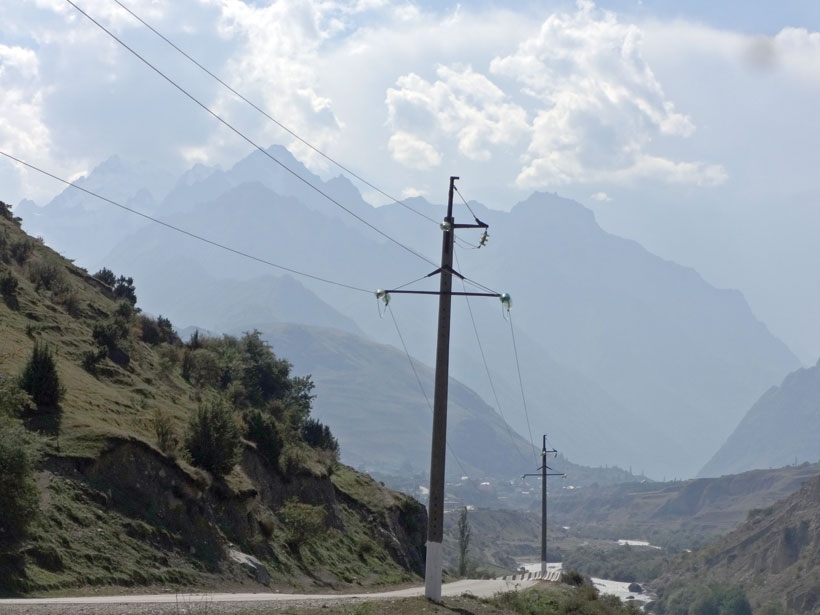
top-left (0, 375), bottom-right (34, 418)
top-left (28, 259), bottom-right (67, 292)
top-left (300, 417), bottom-right (339, 455)
top-left (9, 238), bottom-right (33, 264)
top-left (245, 408), bottom-right (283, 466)
top-left (0, 270), bottom-right (18, 308)
top-left (140, 315), bottom-right (180, 346)
top-left (153, 409), bottom-right (179, 457)
top-left (92, 267), bottom-right (116, 287)
top-left (18, 342), bottom-right (65, 410)
top-left (0, 416), bottom-right (40, 552)
top-left (184, 396), bottom-right (242, 477)
top-left (277, 498), bottom-right (327, 550)
top-left (113, 275), bottom-right (137, 305)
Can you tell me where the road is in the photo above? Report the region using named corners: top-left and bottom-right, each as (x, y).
top-left (0, 578), bottom-right (539, 612)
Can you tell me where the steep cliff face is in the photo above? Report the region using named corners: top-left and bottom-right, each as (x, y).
top-left (654, 475), bottom-right (820, 613)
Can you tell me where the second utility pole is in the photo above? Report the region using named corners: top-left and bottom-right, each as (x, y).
top-left (425, 175), bottom-right (458, 602)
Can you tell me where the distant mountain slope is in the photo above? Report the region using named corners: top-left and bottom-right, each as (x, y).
top-left (653, 472), bottom-right (820, 613)
top-left (450, 192), bottom-right (800, 478)
top-left (699, 359), bottom-right (820, 478)
top-left (15, 147), bottom-right (800, 479)
top-left (246, 322), bottom-right (536, 480)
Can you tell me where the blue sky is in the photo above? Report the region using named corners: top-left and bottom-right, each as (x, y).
top-left (1, 0), bottom-right (819, 362)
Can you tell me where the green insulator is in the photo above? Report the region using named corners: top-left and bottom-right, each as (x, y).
top-left (500, 292), bottom-right (512, 310)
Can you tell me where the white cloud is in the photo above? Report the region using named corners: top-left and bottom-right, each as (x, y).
top-left (590, 191), bottom-right (611, 202)
top-left (487, 2), bottom-right (717, 188)
top-left (387, 131), bottom-right (441, 169)
top-left (385, 65), bottom-right (530, 163)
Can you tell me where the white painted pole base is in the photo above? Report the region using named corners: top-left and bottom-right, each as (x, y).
top-left (424, 541), bottom-right (443, 602)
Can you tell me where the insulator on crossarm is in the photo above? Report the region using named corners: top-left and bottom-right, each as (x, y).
top-left (500, 292), bottom-right (512, 311)
top-left (376, 288), bottom-right (391, 305)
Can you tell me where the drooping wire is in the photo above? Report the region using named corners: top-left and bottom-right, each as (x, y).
top-left (65, 0), bottom-right (437, 269)
top-left (109, 0), bottom-right (441, 228)
top-left (386, 304), bottom-right (472, 480)
top-left (454, 251), bottom-right (532, 469)
top-left (506, 307), bottom-right (539, 467)
top-left (0, 150), bottom-right (371, 294)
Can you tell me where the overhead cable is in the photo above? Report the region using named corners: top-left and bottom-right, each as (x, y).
top-left (0, 150), bottom-right (371, 294)
top-left (110, 0), bottom-right (441, 227)
top-left (387, 304), bottom-right (472, 480)
top-left (65, 0), bottom-right (437, 268)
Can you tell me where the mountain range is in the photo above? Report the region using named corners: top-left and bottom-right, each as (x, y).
top-left (700, 359), bottom-right (820, 477)
top-left (15, 146), bottom-right (801, 480)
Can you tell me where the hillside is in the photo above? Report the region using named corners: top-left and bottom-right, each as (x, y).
top-left (0, 202), bottom-right (425, 595)
top-left (699, 359), bottom-right (820, 477)
top-left (652, 473), bottom-right (820, 613)
top-left (17, 148), bottom-right (799, 479)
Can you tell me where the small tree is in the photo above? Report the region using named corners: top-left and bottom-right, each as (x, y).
top-left (0, 417), bottom-right (40, 552)
top-left (113, 275), bottom-right (137, 305)
top-left (92, 267), bottom-right (117, 288)
top-left (18, 342), bottom-right (65, 410)
top-left (184, 396), bottom-right (242, 477)
top-left (458, 506), bottom-right (472, 577)
top-left (300, 417), bottom-right (339, 456)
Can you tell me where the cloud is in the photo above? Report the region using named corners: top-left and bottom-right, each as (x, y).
top-left (387, 131), bottom-right (441, 169)
top-left (590, 191), bottom-right (611, 202)
top-left (385, 65), bottom-right (530, 162)
top-left (378, 1), bottom-right (722, 190)
top-left (488, 2), bottom-right (718, 188)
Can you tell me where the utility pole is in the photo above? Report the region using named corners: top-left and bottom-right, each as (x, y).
top-left (379, 176), bottom-right (498, 602)
top-left (425, 175), bottom-right (458, 601)
top-left (522, 435), bottom-right (564, 577)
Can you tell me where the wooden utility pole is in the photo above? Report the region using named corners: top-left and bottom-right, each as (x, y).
top-left (424, 175), bottom-right (458, 601)
top-left (380, 176), bottom-right (496, 602)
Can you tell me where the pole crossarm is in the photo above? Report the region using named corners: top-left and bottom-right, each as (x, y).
top-left (383, 290), bottom-right (501, 298)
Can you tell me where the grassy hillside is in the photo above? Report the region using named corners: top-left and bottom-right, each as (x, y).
top-left (0, 201), bottom-right (425, 595)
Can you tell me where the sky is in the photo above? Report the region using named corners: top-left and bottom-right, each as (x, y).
top-left (1, 0), bottom-right (819, 363)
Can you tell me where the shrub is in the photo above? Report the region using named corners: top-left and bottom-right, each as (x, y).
top-left (92, 267), bottom-right (116, 288)
top-left (28, 259), bottom-right (67, 292)
top-left (0, 416), bottom-right (40, 552)
top-left (9, 238), bottom-right (33, 264)
top-left (245, 408), bottom-right (283, 466)
top-left (153, 409), bottom-right (179, 457)
top-left (0, 375), bottom-right (34, 418)
top-left (184, 396), bottom-right (242, 477)
top-left (300, 417), bottom-right (339, 456)
top-left (18, 342), bottom-right (65, 410)
top-left (0, 270), bottom-right (18, 308)
top-left (277, 498), bottom-right (327, 550)
top-left (113, 275), bottom-right (137, 305)
top-left (139, 315), bottom-right (180, 346)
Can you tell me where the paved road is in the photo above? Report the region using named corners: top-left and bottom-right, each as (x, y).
top-left (0, 578), bottom-right (538, 610)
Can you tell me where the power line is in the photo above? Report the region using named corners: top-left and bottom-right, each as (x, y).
top-left (0, 150), bottom-right (371, 294)
top-left (507, 309), bottom-right (539, 466)
top-left (109, 0), bottom-right (441, 228)
top-left (386, 304), bottom-right (472, 480)
top-left (65, 0), bottom-right (437, 268)
top-left (454, 251), bottom-right (532, 469)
